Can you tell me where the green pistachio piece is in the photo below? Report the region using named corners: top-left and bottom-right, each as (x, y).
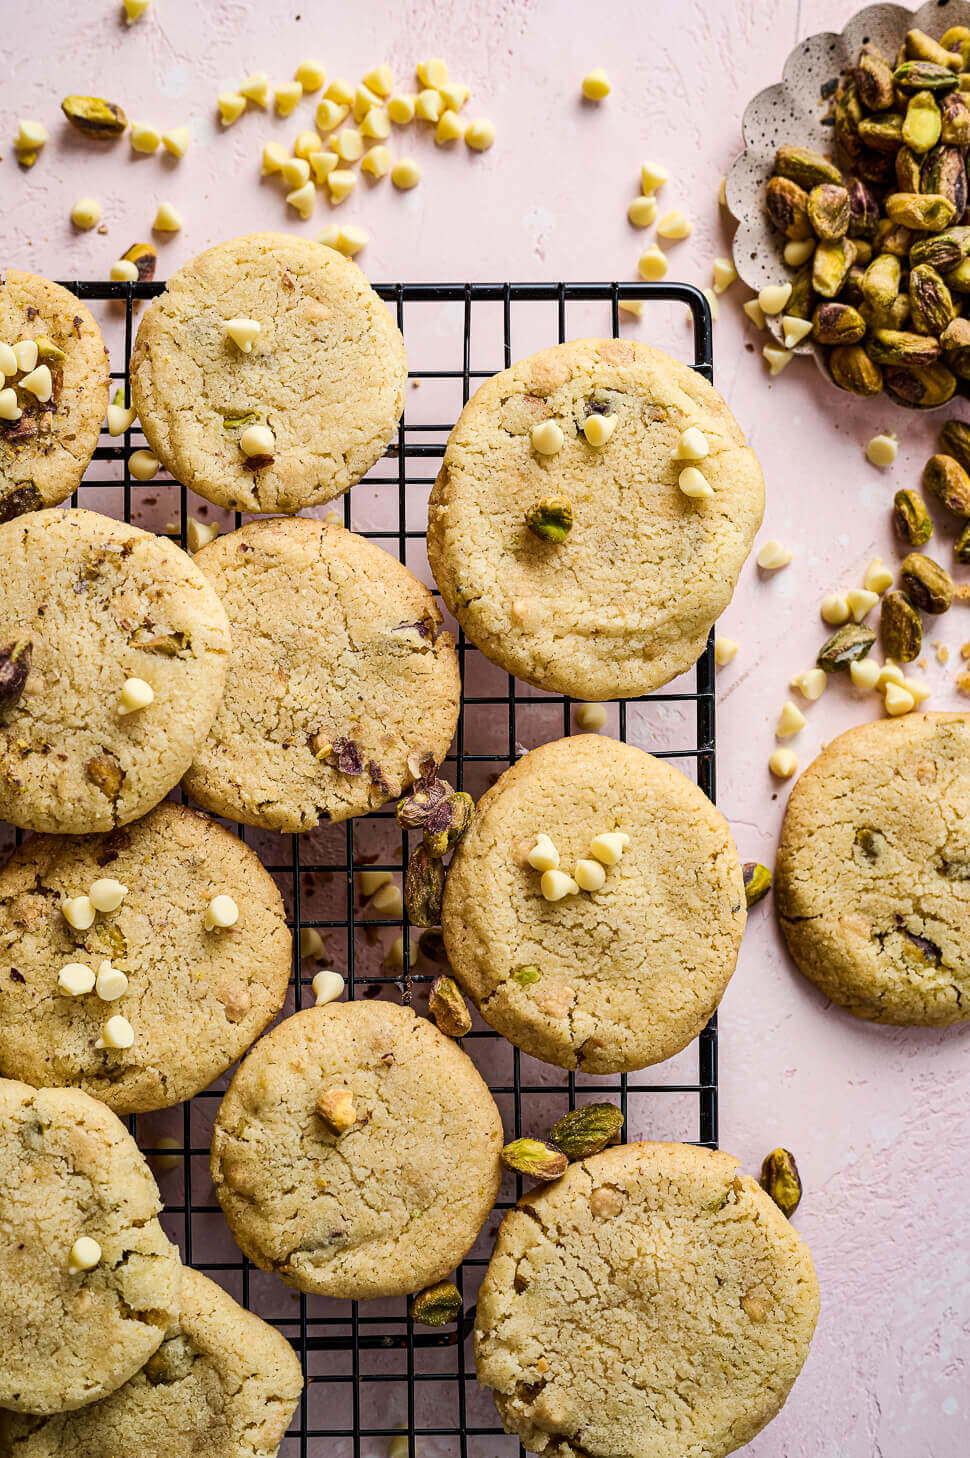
top-left (742, 862), bottom-right (773, 908)
top-left (221, 411), bottom-right (259, 430)
top-left (902, 91), bottom-right (942, 153)
top-left (34, 336), bottom-right (66, 366)
top-left (909, 264), bottom-right (956, 335)
top-left (939, 318), bottom-right (970, 378)
top-left (855, 44), bottom-right (896, 110)
top-left (923, 453), bottom-right (970, 516)
top-left (817, 623), bottom-right (877, 672)
top-left (410, 1281), bottom-right (462, 1327)
top-left (806, 183), bottom-right (850, 240)
top-left (892, 60), bottom-right (960, 94)
top-left (811, 301), bottom-right (866, 345)
top-left (786, 260), bottom-right (816, 321)
top-left (145, 1335), bottom-right (195, 1385)
top-left (828, 343), bottom-right (883, 397)
top-left (765, 175), bottom-right (812, 240)
top-left (900, 552), bottom-right (953, 613)
top-left (879, 590), bottom-right (923, 662)
top-left (511, 964), bottom-right (541, 985)
top-left (525, 495), bottom-right (573, 544)
top-left (61, 93), bottom-right (128, 137)
top-left (773, 145), bottom-right (843, 189)
top-left (760, 1148), bottom-right (803, 1218)
top-left (122, 241), bottom-right (157, 282)
top-left (834, 78), bottom-right (864, 161)
top-left (548, 1103), bottom-right (624, 1161)
top-left (884, 363), bottom-right (956, 408)
top-left (428, 974), bottom-right (472, 1038)
top-left (500, 1137), bottom-right (568, 1181)
top-left (893, 488), bottom-right (934, 546)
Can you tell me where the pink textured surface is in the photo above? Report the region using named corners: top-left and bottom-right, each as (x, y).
top-left (3, 1), bottom-right (970, 1454)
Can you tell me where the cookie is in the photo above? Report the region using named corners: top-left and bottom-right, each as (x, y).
top-left (183, 517), bottom-right (460, 831)
top-left (0, 1079), bottom-right (182, 1415)
top-left (776, 711), bottom-right (970, 1025)
top-left (130, 232), bottom-right (407, 514)
top-left (427, 338), bottom-right (764, 700)
top-left (0, 802), bottom-right (291, 1113)
top-left (1, 272), bottom-right (110, 523)
top-left (441, 735), bottom-right (745, 1073)
top-left (475, 1141), bottom-right (819, 1458)
top-left (0, 508), bottom-right (231, 834)
top-left (0, 1267), bottom-right (303, 1457)
top-left (210, 1000), bottom-right (504, 1299)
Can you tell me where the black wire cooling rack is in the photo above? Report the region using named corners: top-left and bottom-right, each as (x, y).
top-left (37, 278), bottom-right (717, 1457)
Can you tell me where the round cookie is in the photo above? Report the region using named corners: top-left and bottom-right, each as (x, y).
top-left (210, 1000), bottom-right (504, 1299)
top-left (0, 1079), bottom-right (182, 1415)
top-left (442, 735), bottom-right (745, 1073)
top-left (0, 802), bottom-right (292, 1113)
top-left (776, 711), bottom-right (970, 1025)
top-left (0, 1267), bottom-right (304, 1457)
top-left (0, 508), bottom-right (231, 834)
top-left (475, 1141), bottom-right (820, 1458)
top-left (130, 232), bottom-right (407, 514)
top-left (1, 272), bottom-right (110, 523)
top-left (183, 517), bottom-right (460, 831)
top-left (427, 337), bottom-right (764, 700)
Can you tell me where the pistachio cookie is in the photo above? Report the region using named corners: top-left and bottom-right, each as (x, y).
top-left (1, 272), bottom-right (110, 523)
top-left (0, 1079), bottom-right (182, 1415)
top-left (776, 712), bottom-right (970, 1024)
top-left (427, 338), bottom-right (764, 700)
top-left (130, 232), bottom-right (407, 514)
top-left (211, 1000), bottom-right (504, 1299)
top-left (183, 517), bottom-right (460, 831)
top-left (0, 1267), bottom-right (303, 1457)
top-left (475, 1141), bottom-right (819, 1458)
top-left (0, 802), bottom-right (291, 1113)
top-left (442, 735), bottom-right (745, 1073)
top-left (0, 508), bottom-right (231, 834)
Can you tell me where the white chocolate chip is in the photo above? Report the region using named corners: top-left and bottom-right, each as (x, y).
top-left (68, 1236), bottom-right (102, 1273)
top-left (415, 88), bottom-right (443, 123)
top-left (640, 161), bottom-right (669, 193)
top-left (903, 677), bottom-right (931, 704)
top-left (387, 94), bottom-right (416, 124)
top-left (332, 126), bottom-right (364, 162)
top-left (768, 748), bottom-right (798, 779)
top-left (109, 260), bottom-right (140, 283)
top-left (439, 82), bottom-right (470, 112)
top-left (742, 299), bottom-right (766, 330)
top-left (618, 300), bottom-right (644, 318)
top-left (776, 700), bottom-right (806, 737)
top-left (866, 433), bottom-right (898, 468)
top-left (782, 315), bottom-right (813, 348)
top-left (274, 82), bottom-right (304, 117)
top-left (328, 169), bottom-right (357, 203)
top-left (161, 126), bottom-right (190, 157)
top-left (332, 226), bottom-right (370, 258)
top-left (294, 130), bottom-right (323, 160)
top-left (385, 935), bottom-right (419, 970)
top-left (628, 196), bottom-right (657, 227)
top-left (353, 84), bottom-right (384, 121)
top-left (262, 142), bottom-right (289, 175)
top-left (128, 449), bottom-right (159, 481)
top-left (416, 58), bottom-right (449, 89)
top-left (864, 558), bottom-right (894, 595)
top-left (96, 962), bottom-right (129, 1001)
top-left (541, 868), bottom-right (580, 901)
top-left (361, 144), bottom-right (391, 178)
top-left (589, 832), bottom-right (630, 866)
top-left (358, 869), bottom-right (392, 897)
top-left (758, 283), bottom-right (793, 316)
top-left (71, 197), bottom-right (102, 230)
top-left (678, 466), bottom-right (713, 500)
top-left (435, 109), bottom-right (465, 144)
top-left (286, 180), bottom-right (317, 218)
top-left (118, 677), bottom-right (154, 715)
top-left (575, 702), bottom-right (607, 731)
top-left (637, 246), bottom-right (668, 281)
top-left (204, 894), bottom-right (239, 930)
top-left (13, 340), bottom-right (38, 373)
top-left (657, 209), bottom-right (691, 239)
top-left (790, 667), bottom-right (826, 700)
top-left (310, 151), bottom-right (340, 183)
top-left (847, 586), bottom-right (879, 622)
top-left (527, 834), bottom-right (560, 872)
top-left (878, 661), bottom-right (906, 689)
top-left (151, 1135), bottom-right (183, 1172)
top-left (16, 119), bottom-right (48, 153)
top-left (96, 1014), bottom-right (135, 1050)
top-left (756, 540), bottom-right (793, 571)
top-left (18, 365), bottom-right (52, 403)
top-left (324, 77), bottom-right (354, 106)
top-left (218, 92), bottom-right (247, 126)
top-left (225, 317), bottom-right (261, 352)
top-left (712, 257), bottom-right (737, 293)
top-left (58, 963), bottom-right (96, 996)
top-left (123, 0), bottom-right (151, 19)
top-left (581, 68), bottom-right (611, 101)
top-left (763, 345), bottom-right (793, 375)
top-left (531, 420), bottom-right (564, 455)
top-left (391, 158), bottom-right (422, 190)
top-left (574, 858), bottom-right (607, 892)
top-left (675, 426), bottom-right (709, 461)
top-left (89, 878), bottom-right (128, 913)
top-left (370, 882), bottom-right (403, 917)
top-left (583, 413), bottom-right (616, 447)
top-left (239, 72), bottom-right (270, 107)
top-left (295, 60), bottom-right (327, 93)
top-left (312, 969), bottom-right (345, 1005)
top-left (0, 389), bottom-right (22, 423)
top-left (316, 98), bottom-right (349, 131)
top-left (362, 107), bottom-right (392, 141)
top-left (152, 202), bottom-right (182, 232)
top-left (885, 682), bottom-right (916, 716)
top-left (239, 424), bottom-right (275, 458)
top-left (783, 238), bottom-right (815, 266)
top-left (62, 896), bottom-right (96, 931)
top-left (281, 156), bottom-right (311, 187)
top-left (0, 343), bottom-right (17, 377)
top-left (850, 658), bottom-right (881, 690)
top-left (465, 118), bottom-right (496, 151)
top-left (300, 927), bottom-right (326, 960)
top-left (363, 65), bottom-right (394, 97)
top-left (131, 122), bottom-right (161, 153)
top-left (820, 593), bottom-right (850, 626)
top-left (701, 287), bottom-right (720, 321)
top-left (714, 636), bottom-right (739, 666)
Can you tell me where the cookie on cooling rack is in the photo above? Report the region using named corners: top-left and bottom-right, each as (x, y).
top-left (441, 735), bottom-right (745, 1074)
top-left (130, 232), bottom-right (407, 514)
top-left (1, 270), bottom-right (110, 523)
top-left (182, 516), bottom-right (460, 831)
top-left (776, 712), bottom-right (970, 1025)
top-left (0, 1078), bottom-right (182, 1415)
top-left (0, 508), bottom-right (231, 834)
top-left (0, 1266), bottom-right (304, 1457)
top-left (210, 1000), bottom-right (504, 1299)
top-left (427, 337), bottom-right (764, 700)
top-left (0, 801), bottom-right (291, 1113)
top-left (475, 1141), bottom-right (819, 1458)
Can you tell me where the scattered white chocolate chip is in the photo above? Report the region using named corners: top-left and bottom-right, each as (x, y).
top-left (756, 540), bottom-right (793, 571)
top-left (274, 81), bottom-right (304, 117)
top-left (575, 702), bottom-right (607, 731)
top-left (387, 1436), bottom-right (412, 1458)
top-left (850, 658), bottom-right (881, 690)
top-left (581, 68), bottom-right (611, 101)
top-left (435, 109), bottom-right (465, 144)
top-left (776, 700), bottom-right (806, 737)
top-left (575, 858), bottom-right (607, 892)
top-left (618, 299), bottom-right (644, 318)
top-left (758, 283), bottom-right (792, 316)
top-left (152, 202), bottom-right (182, 232)
top-left (781, 315), bottom-right (812, 348)
top-left (310, 151), bottom-right (340, 183)
top-left (89, 878), bottom-right (128, 913)
top-left (628, 195), bottom-right (658, 227)
top-left (439, 82), bottom-right (470, 112)
top-left (110, 259), bottom-right (140, 283)
top-left (358, 869), bottom-right (392, 897)
top-left (712, 257), bottom-right (737, 293)
top-left (312, 969), bottom-right (345, 1005)
top-left (71, 197), bottom-right (102, 230)
top-left (364, 107), bottom-right (393, 141)
top-left (58, 962), bottom-right (96, 996)
top-left (790, 668), bottom-right (826, 701)
top-left (131, 122), bottom-right (161, 153)
top-left (763, 345), bottom-right (793, 375)
top-left (363, 64), bottom-right (394, 97)
top-left (821, 593), bottom-right (850, 626)
top-left (286, 180), bottom-right (317, 218)
top-left (878, 661), bottom-right (906, 689)
top-left (864, 558), bottom-right (894, 595)
top-left (13, 340), bottom-right (38, 373)
top-left (281, 156), bottom-right (311, 187)
top-left (204, 894), bottom-right (239, 930)
top-left (589, 832), bottom-right (630, 866)
top-left (678, 466), bottom-right (713, 500)
top-left (18, 366), bottom-right (52, 403)
top-left (637, 246), bottom-right (668, 281)
top-left (96, 1014), bottom-right (135, 1050)
top-left (541, 868), bottom-right (579, 901)
top-left (718, 175), bottom-right (727, 207)
top-left (783, 238), bottom-right (815, 266)
top-left (62, 896), bottom-right (96, 931)
top-left (370, 882), bottom-right (404, 917)
top-left (332, 126), bottom-right (364, 162)
top-left (151, 1136), bottom-right (183, 1172)
top-left (768, 748), bottom-right (798, 779)
top-left (885, 681), bottom-right (916, 716)
top-left (415, 88), bottom-right (443, 123)
top-left (328, 169), bottom-right (357, 203)
top-left (384, 935), bottom-right (418, 970)
top-left (675, 426), bottom-right (709, 461)
top-left (847, 586), bottom-right (879, 622)
top-left (294, 130), bottom-right (323, 160)
top-left (531, 419), bottom-right (564, 456)
top-left (218, 92), bottom-right (247, 126)
top-left (866, 433), bottom-right (898, 468)
top-left (0, 389), bottom-right (22, 423)
top-left (239, 424), bottom-right (275, 458)
top-left (300, 927), bottom-right (326, 960)
top-left (68, 1237), bottom-right (102, 1273)
top-left (123, 0), bottom-right (151, 20)
top-left (15, 119), bottom-right (48, 155)
top-left (295, 59), bottom-right (327, 93)
top-left (128, 449), bottom-right (159, 481)
top-left (657, 209), bottom-right (692, 239)
top-left (742, 299), bottom-right (766, 330)
top-left (640, 161), bottom-right (669, 193)
top-left (465, 118), bottom-right (496, 151)
top-left (261, 142), bottom-right (288, 176)
top-left (527, 834), bottom-right (560, 872)
top-left (361, 144), bottom-right (391, 178)
top-left (714, 636), bottom-right (739, 667)
top-left (583, 413), bottom-right (616, 447)
top-left (239, 72), bottom-right (270, 107)
top-left (904, 677), bottom-right (931, 704)
top-left (96, 962), bottom-right (129, 1002)
top-left (316, 98), bottom-right (349, 131)
top-left (225, 317), bottom-right (261, 352)
top-left (353, 84), bottom-right (383, 121)
top-left (0, 343), bottom-right (17, 376)
top-left (324, 77), bottom-right (354, 106)
top-left (161, 125), bottom-right (190, 157)
top-left (118, 676), bottom-right (155, 714)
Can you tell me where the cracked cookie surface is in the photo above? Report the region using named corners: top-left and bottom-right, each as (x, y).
top-left (0, 802), bottom-right (291, 1113)
top-left (427, 338), bottom-right (764, 699)
top-left (441, 736), bottom-right (745, 1073)
top-left (183, 516), bottom-right (460, 831)
top-left (130, 232), bottom-right (407, 514)
top-left (210, 1001), bottom-right (503, 1299)
top-left (0, 1078), bottom-right (182, 1415)
top-left (1, 271), bottom-right (110, 522)
top-left (474, 1141), bottom-right (819, 1458)
top-left (0, 508), bottom-right (231, 834)
top-left (776, 711), bottom-right (970, 1024)
top-left (0, 1267), bottom-right (303, 1457)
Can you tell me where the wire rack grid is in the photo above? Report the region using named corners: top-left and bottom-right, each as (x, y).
top-left (27, 277), bottom-right (717, 1457)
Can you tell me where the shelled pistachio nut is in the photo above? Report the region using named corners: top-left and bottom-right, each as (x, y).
top-left (61, 94), bottom-right (127, 137)
top-left (904, 27), bottom-right (963, 69)
top-left (742, 861), bottom-right (773, 907)
top-left (867, 328), bottom-right (941, 367)
top-left (901, 91), bottom-right (942, 153)
top-left (921, 144), bottom-right (968, 212)
top-left (909, 225), bottom-right (970, 271)
top-left (428, 975), bottom-right (472, 1038)
top-left (884, 362), bottom-right (956, 408)
top-left (856, 45), bottom-right (895, 111)
top-left (812, 237), bottom-right (855, 298)
top-left (760, 1148), bottom-right (803, 1218)
top-left (858, 112), bottom-right (904, 151)
top-left (410, 1282), bottom-right (462, 1327)
top-left (500, 1138), bottom-right (568, 1181)
top-left (807, 183), bottom-right (850, 240)
top-left (909, 264), bottom-right (956, 334)
top-left (846, 176), bottom-right (879, 236)
top-left (940, 89), bottom-right (970, 143)
top-left (894, 143), bottom-right (923, 191)
top-left (121, 241), bottom-right (157, 282)
top-left (939, 417), bottom-right (970, 472)
top-left (829, 343), bottom-right (883, 396)
top-left (893, 488), bottom-right (934, 546)
top-left (548, 1103), bottom-right (624, 1160)
top-left (892, 60), bottom-right (960, 93)
top-left (403, 843), bottom-right (445, 928)
top-left (880, 589), bottom-right (923, 662)
top-left (817, 622), bottom-right (877, 672)
top-left (423, 790), bottom-right (474, 858)
top-left (766, 175), bottom-right (812, 240)
top-left (0, 639), bottom-right (32, 712)
top-left (923, 452), bottom-right (970, 515)
top-left (774, 145), bottom-right (843, 188)
top-left (955, 520), bottom-right (970, 563)
top-left (885, 191), bottom-right (954, 230)
top-left (899, 552), bottom-right (954, 612)
top-left (862, 252), bottom-right (901, 312)
top-left (811, 301), bottom-right (865, 344)
top-left (526, 495), bottom-right (573, 544)
top-left (939, 318), bottom-right (970, 377)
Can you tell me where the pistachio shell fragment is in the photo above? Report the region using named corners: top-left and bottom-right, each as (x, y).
top-left (899, 552), bottom-right (953, 613)
top-left (893, 488), bottom-right (934, 546)
top-left (880, 589), bottom-right (923, 662)
top-left (61, 94), bottom-right (128, 137)
top-left (923, 453), bottom-right (970, 515)
top-left (548, 1103), bottom-right (624, 1161)
top-left (500, 1138), bottom-right (568, 1181)
top-left (760, 1148), bottom-right (803, 1218)
top-left (410, 1281), bottom-right (462, 1327)
top-left (742, 861), bottom-right (772, 908)
top-left (428, 975), bottom-right (472, 1038)
top-left (817, 623), bottom-right (877, 672)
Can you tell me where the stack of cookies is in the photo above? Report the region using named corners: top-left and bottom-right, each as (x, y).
top-left (0, 235), bottom-right (823, 1458)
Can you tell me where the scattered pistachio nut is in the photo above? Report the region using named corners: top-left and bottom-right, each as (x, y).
top-left (316, 1085), bottom-right (356, 1135)
top-left (526, 495), bottom-right (573, 543)
top-left (500, 1138), bottom-right (568, 1181)
top-left (548, 1103), bottom-right (624, 1160)
top-left (817, 622), bottom-right (877, 672)
top-left (880, 590), bottom-right (923, 662)
top-left (62, 94), bottom-right (127, 137)
top-left (511, 963), bottom-right (541, 985)
top-left (923, 453), bottom-right (970, 516)
top-left (899, 551), bottom-right (953, 613)
top-left (760, 1147), bottom-right (802, 1218)
top-left (410, 1281), bottom-right (462, 1327)
top-left (893, 488), bottom-right (934, 546)
top-left (122, 241), bottom-right (157, 281)
top-left (428, 975), bottom-right (472, 1038)
top-left (423, 791), bottom-right (474, 857)
top-left (743, 862), bottom-right (772, 908)
top-left (404, 844), bottom-right (445, 928)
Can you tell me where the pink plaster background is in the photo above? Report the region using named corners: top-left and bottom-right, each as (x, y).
top-left (3, 1), bottom-right (970, 1454)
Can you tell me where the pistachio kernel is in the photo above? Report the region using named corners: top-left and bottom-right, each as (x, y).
top-left (511, 964), bottom-right (541, 985)
top-left (403, 844), bottom-right (445, 929)
top-left (500, 1138), bottom-right (568, 1181)
top-left (742, 862), bottom-right (772, 908)
top-left (410, 1281), bottom-right (462, 1327)
top-left (423, 791), bottom-right (474, 858)
top-left (396, 776), bottom-right (452, 829)
top-left (316, 1086), bottom-right (356, 1135)
top-left (759, 1147), bottom-right (803, 1218)
top-left (525, 495), bottom-right (573, 544)
top-left (548, 1103), bottom-right (624, 1161)
top-left (61, 94), bottom-right (128, 137)
top-left (893, 489), bottom-right (934, 547)
top-left (428, 975), bottom-right (472, 1039)
top-left (0, 639), bottom-right (32, 713)
top-left (817, 623), bottom-right (877, 672)
top-left (899, 552), bottom-right (954, 614)
top-left (145, 1335), bottom-right (195, 1385)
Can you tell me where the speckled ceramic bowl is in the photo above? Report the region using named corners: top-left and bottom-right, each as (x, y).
top-left (725, 0), bottom-right (970, 407)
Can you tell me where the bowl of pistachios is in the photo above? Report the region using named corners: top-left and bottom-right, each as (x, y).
top-left (726, 0), bottom-right (970, 408)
